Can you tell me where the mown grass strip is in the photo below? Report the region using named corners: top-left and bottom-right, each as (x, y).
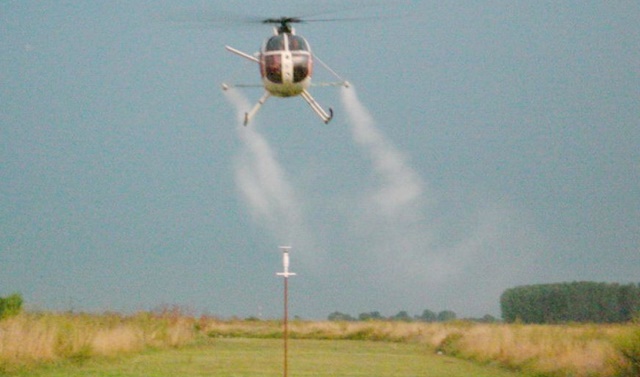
top-left (2, 338), bottom-right (529, 377)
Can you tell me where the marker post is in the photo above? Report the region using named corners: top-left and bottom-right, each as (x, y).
top-left (276, 246), bottom-right (296, 377)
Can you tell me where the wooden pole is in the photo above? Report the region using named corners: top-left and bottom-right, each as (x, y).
top-left (283, 275), bottom-right (289, 377)
top-left (277, 246), bottom-right (295, 377)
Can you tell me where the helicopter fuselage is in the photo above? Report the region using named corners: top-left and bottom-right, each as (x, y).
top-left (223, 23), bottom-right (345, 125)
top-left (260, 32), bottom-right (313, 97)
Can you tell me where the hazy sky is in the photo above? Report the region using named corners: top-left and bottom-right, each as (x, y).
top-left (2, 1), bottom-right (639, 319)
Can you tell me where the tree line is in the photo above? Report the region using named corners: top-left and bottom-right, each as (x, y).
top-left (500, 281), bottom-right (640, 324)
top-left (327, 309), bottom-right (498, 323)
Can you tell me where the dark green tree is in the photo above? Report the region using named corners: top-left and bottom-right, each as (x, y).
top-left (358, 311), bottom-right (384, 321)
top-left (416, 309), bottom-right (437, 322)
top-left (327, 311), bottom-right (355, 321)
top-left (437, 310), bottom-right (457, 322)
top-left (0, 293), bottom-right (23, 319)
top-left (501, 282), bottom-right (640, 324)
top-left (479, 314), bottom-right (498, 323)
top-left (391, 310), bottom-right (413, 322)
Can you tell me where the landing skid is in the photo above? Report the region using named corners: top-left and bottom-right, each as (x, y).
top-left (300, 90), bottom-right (333, 124)
top-left (238, 90), bottom-right (332, 125)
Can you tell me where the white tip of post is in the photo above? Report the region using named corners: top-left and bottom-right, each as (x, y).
top-left (277, 246), bottom-right (295, 278)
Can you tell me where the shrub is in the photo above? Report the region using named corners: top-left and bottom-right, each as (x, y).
top-left (435, 332), bottom-right (463, 356)
top-left (615, 325), bottom-right (640, 377)
top-left (0, 294), bottom-right (23, 320)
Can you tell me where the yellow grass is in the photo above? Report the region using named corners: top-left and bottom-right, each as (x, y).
top-left (200, 319), bottom-right (637, 377)
top-left (0, 312), bottom-right (195, 370)
top-left (1, 312), bottom-right (637, 377)
top-left (450, 323), bottom-right (628, 376)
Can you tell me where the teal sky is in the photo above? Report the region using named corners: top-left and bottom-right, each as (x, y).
top-left (2, 1), bottom-right (639, 319)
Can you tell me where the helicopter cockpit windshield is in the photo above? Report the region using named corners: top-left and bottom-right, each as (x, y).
top-left (266, 35), bottom-right (285, 52)
top-left (265, 34), bottom-right (309, 52)
top-left (262, 34), bottom-right (312, 87)
top-left (288, 35), bottom-right (309, 51)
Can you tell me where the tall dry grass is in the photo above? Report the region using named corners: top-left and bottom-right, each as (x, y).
top-left (437, 323), bottom-right (631, 377)
top-left (199, 318), bottom-right (637, 377)
top-left (1, 312), bottom-right (637, 377)
top-left (0, 312), bottom-right (195, 370)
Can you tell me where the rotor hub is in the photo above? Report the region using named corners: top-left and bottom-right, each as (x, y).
top-left (262, 17), bottom-right (302, 34)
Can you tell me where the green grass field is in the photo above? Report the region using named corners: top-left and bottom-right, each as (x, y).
top-left (4, 338), bottom-right (528, 377)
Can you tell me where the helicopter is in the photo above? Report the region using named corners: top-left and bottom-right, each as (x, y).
top-left (222, 17), bottom-right (350, 125)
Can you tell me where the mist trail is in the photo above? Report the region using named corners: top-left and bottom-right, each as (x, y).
top-left (341, 88), bottom-right (427, 220)
top-left (222, 86), bottom-right (538, 315)
top-left (339, 86), bottom-right (439, 274)
top-left (340, 87), bottom-right (543, 314)
top-left (224, 89), bottom-right (312, 254)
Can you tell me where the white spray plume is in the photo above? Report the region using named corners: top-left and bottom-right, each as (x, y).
top-left (341, 87), bottom-right (427, 219)
top-left (221, 86), bottom-right (541, 316)
top-left (340, 86), bottom-right (439, 277)
top-left (339, 86), bottom-right (544, 314)
top-left (224, 89), bottom-right (311, 252)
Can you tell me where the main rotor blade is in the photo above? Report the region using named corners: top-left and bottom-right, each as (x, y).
top-left (165, 9), bottom-right (264, 26)
top-left (164, 2), bottom-right (395, 30)
top-left (292, 2), bottom-right (384, 21)
top-left (262, 17), bottom-right (304, 24)
top-left (302, 15), bottom-right (384, 23)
